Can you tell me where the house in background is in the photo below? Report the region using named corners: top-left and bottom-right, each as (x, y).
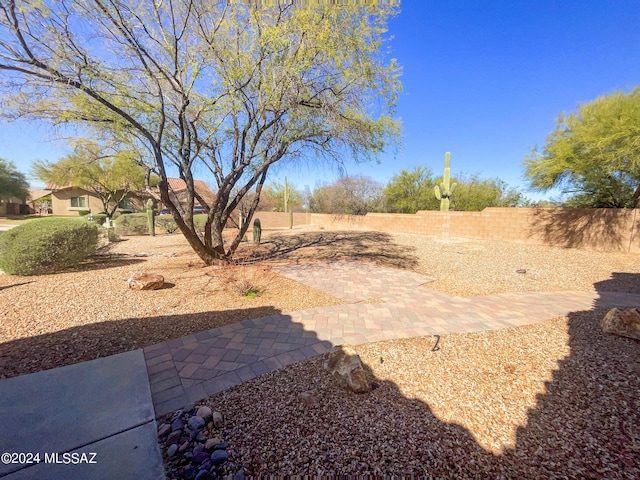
top-left (46, 178), bottom-right (215, 216)
top-left (0, 195), bottom-right (28, 216)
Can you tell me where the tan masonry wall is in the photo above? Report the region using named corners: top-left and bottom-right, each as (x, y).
top-left (251, 208), bottom-right (640, 254)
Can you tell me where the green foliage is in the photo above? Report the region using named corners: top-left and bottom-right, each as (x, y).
top-left (79, 210), bottom-right (91, 216)
top-left (253, 218), bottom-right (262, 244)
top-left (146, 199), bottom-right (155, 237)
top-left (88, 213), bottom-right (109, 225)
top-left (524, 87), bottom-right (640, 207)
top-left (0, 158), bottom-right (29, 200)
top-left (0, 2), bottom-right (401, 263)
top-left (155, 214), bottom-right (179, 234)
top-left (434, 152), bottom-right (457, 211)
top-left (0, 218), bottom-right (98, 275)
top-left (113, 213), bottom-right (149, 236)
top-left (31, 141), bottom-right (148, 217)
top-left (384, 166), bottom-right (439, 213)
top-left (450, 175), bottom-right (523, 211)
top-left (259, 181), bottom-right (300, 212)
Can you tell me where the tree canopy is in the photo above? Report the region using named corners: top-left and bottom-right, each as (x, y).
top-left (384, 166), bottom-right (439, 213)
top-left (524, 88), bottom-right (640, 208)
top-left (0, 1), bottom-right (400, 262)
top-left (0, 158), bottom-right (29, 201)
top-left (32, 141), bottom-right (148, 217)
top-left (309, 175), bottom-right (384, 215)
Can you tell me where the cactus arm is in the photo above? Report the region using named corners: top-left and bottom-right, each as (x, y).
top-left (434, 185), bottom-right (442, 200)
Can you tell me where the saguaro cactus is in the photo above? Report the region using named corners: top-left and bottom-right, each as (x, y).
top-left (146, 199), bottom-right (156, 236)
top-left (253, 218), bottom-right (262, 244)
top-left (434, 152), bottom-right (457, 211)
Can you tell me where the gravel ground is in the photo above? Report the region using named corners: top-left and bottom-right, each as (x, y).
top-left (2, 227), bottom-right (639, 477)
top-left (189, 309), bottom-right (640, 478)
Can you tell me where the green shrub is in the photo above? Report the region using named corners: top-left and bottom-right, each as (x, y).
top-left (156, 214), bottom-right (179, 234)
top-left (113, 213), bottom-right (148, 236)
top-left (0, 218), bottom-right (98, 275)
top-left (79, 210), bottom-right (91, 216)
top-left (87, 213), bottom-right (109, 225)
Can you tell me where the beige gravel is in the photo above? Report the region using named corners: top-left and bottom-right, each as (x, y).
top-left (1, 226), bottom-right (639, 477)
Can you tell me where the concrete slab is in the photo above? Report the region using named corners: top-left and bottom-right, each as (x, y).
top-left (0, 350), bottom-right (163, 479)
top-left (3, 422), bottom-right (164, 480)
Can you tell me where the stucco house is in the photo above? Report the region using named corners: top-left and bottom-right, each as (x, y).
top-left (45, 178), bottom-right (215, 216)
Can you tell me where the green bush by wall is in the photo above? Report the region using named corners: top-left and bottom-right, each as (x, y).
top-left (0, 218), bottom-right (98, 275)
top-left (113, 213), bottom-right (149, 236)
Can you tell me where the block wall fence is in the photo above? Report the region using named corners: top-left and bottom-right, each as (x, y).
top-left (251, 208), bottom-right (640, 254)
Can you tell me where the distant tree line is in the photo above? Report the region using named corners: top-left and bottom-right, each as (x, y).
top-left (256, 169), bottom-right (544, 215)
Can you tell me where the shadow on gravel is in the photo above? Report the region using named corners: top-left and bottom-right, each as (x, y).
top-left (196, 274), bottom-right (640, 478)
top-left (2, 270), bottom-right (639, 478)
top-left (0, 306), bottom-right (282, 380)
top-left (235, 230), bottom-right (419, 270)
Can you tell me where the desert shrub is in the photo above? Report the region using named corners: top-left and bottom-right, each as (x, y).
top-left (218, 262), bottom-right (271, 298)
top-left (88, 212), bottom-right (108, 225)
top-left (113, 213), bottom-right (148, 235)
top-left (155, 214), bottom-right (179, 234)
top-left (0, 218), bottom-right (98, 275)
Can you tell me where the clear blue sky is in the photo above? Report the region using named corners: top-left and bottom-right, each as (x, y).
top-left (2, 1), bottom-right (639, 200)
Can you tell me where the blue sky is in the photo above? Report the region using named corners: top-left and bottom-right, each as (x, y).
top-left (2, 1), bottom-right (639, 200)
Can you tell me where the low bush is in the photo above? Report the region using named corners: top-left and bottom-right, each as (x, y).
top-left (113, 213), bottom-right (149, 236)
top-left (0, 218), bottom-right (98, 275)
top-left (88, 212), bottom-right (109, 225)
top-left (79, 210), bottom-right (91, 216)
top-left (155, 214), bottom-right (179, 234)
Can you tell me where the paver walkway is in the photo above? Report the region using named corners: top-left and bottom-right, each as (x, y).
top-left (145, 260), bottom-right (640, 417)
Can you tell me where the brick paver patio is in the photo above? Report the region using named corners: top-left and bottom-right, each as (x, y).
top-left (144, 260), bottom-right (640, 417)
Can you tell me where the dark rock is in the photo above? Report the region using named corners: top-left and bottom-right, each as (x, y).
top-left (166, 430), bottom-right (182, 446)
top-left (171, 418), bottom-right (184, 432)
top-left (204, 438), bottom-right (218, 451)
top-left (192, 451), bottom-right (210, 465)
top-left (184, 451), bottom-right (194, 462)
top-left (210, 450), bottom-right (229, 465)
top-left (234, 468), bottom-right (246, 480)
top-left (166, 444), bottom-right (179, 458)
top-left (195, 470), bottom-right (211, 480)
top-left (214, 442), bottom-right (228, 450)
top-left (196, 432), bottom-right (207, 442)
top-left (184, 466), bottom-right (197, 480)
top-left (179, 440), bottom-right (190, 453)
top-left (199, 460), bottom-right (212, 472)
top-left (189, 415), bottom-right (206, 431)
top-left (157, 423), bottom-right (171, 438)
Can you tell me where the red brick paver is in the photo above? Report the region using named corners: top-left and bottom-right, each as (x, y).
top-left (145, 261), bottom-right (640, 417)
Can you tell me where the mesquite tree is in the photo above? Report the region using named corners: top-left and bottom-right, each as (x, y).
top-left (0, 1), bottom-right (401, 263)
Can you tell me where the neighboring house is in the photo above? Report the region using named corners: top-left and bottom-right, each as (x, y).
top-left (0, 196), bottom-right (28, 216)
top-left (46, 178), bottom-right (215, 216)
top-left (28, 189), bottom-right (53, 215)
top-left (164, 178), bottom-right (216, 209)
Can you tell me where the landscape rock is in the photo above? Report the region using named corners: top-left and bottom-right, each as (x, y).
top-left (127, 272), bottom-right (164, 290)
top-left (212, 411), bottom-right (224, 428)
top-left (166, 444), bottom-right (179, 458)
top-left (166, 430), bottom-right (182, 446)
top-left (602, 308), bottom-right (640, 340)
top-left (196, 406), bottom-right (213, 422)
top-left (323, 344), bottom-right (371, 393)
top-left (157, 423), bottom-right (171, 437)
top-left (171, 417), bottom-right (184, 432)
top-left (188, 415), bottom-right (205, 431)
top-left (210, 449), bottom-right (229, 465)
top-left (205, 438), bottom-right (221, 451)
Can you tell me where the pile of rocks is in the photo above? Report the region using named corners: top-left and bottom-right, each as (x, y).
top-left (158, 405), bottom-right (244, 480)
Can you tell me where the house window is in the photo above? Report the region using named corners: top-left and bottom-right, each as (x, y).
top-left (70, 197), bottom-right (86, 208)
top-left (118, 198), bottom-right (134, 210)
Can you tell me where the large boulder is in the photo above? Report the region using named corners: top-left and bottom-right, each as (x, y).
top-left (127, 272), bottom-right (164, 290)
top-left (323, 344), bottom-right (370, 393)
top-left (602, 308), bottom-right (640, 341)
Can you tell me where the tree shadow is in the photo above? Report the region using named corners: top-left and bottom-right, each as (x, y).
top-left (2, 271), bottom-right (638, 478)
top-left (234, 230), bottom-right (419, 270)
top-left (528, 208), bottom-right (636, 251)
top-left (0, 306), bottom-right (282, 379)
top-left (0, 281), bottom-right (34, 291)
